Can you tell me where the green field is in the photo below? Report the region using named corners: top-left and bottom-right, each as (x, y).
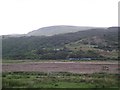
top-left (2, 72), bottom-right (119, 88)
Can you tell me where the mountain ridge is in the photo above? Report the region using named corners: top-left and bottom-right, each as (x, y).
top-left (2, 25), bottom-right (118, 37)
top-left (27, 25), bottom-right (105, 36)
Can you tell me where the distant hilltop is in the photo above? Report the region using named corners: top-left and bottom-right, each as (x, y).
top-left (27, 25), bottom-right (97, 36)
top-left (2, 25), bottom-right (119, 37)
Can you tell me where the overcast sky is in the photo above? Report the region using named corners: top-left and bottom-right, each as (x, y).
top-left (0, 0), bottom-right (119, 35)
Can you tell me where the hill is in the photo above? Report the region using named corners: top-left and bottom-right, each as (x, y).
top-left (27, 25), bottom-right (96, 36)
top-left (2, 26), bottom-right (118, 60)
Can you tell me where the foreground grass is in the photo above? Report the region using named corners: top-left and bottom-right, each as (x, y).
top-left (2, 72), bottom-right (119, 88)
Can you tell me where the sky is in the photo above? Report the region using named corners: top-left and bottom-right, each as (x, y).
top-left (0, 0), bottom-right (119, 35)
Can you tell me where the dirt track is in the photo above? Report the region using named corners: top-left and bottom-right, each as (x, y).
top-left (2, 61), bottom-right (118, 74)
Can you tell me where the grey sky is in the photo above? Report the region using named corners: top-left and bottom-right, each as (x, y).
top-left (0, 0), bottom-right (119, 35)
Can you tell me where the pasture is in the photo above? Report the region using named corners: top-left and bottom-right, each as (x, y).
top-left (2, 60), bottom-right (119, 88)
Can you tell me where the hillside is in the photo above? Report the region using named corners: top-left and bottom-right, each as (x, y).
top-left (2, 26), bottom-right (118, 60)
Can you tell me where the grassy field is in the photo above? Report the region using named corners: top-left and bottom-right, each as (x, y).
top-left (2, 72), bottom-right (119, 88)
top-left (2, 60), bottom-right (119, 89)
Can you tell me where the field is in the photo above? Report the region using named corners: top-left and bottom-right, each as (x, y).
top-left (3, 60), bottom-right (118, 73)
top-left (2, 60), bottom-right (119, 88)
top-left (2, 72), bottom-right (119, 88)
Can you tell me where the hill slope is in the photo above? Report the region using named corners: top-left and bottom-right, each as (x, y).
top-left (2, 26), bottom-right (118, 60)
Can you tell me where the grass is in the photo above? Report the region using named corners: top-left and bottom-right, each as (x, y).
top-left (2, 72), bottom-right (119, 88)
top-left (2, 59), bottom-right (118, 64)
top-left (2, 59), bottom-right (62, 63)
top-left (2, 59), bottom-right (71, 63)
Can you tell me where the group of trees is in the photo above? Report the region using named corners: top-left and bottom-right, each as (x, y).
top-left (3, 47), bottom-right (103, 60)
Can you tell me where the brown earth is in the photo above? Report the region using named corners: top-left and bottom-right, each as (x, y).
top-left (2, 61), bottom-right (118, 74)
